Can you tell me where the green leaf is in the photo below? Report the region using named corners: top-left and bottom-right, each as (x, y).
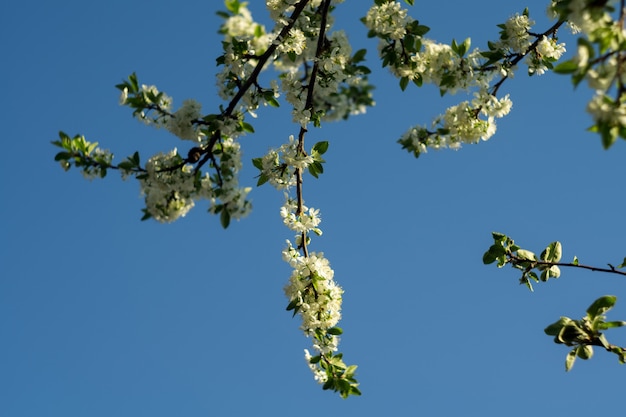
top-left (399, 76), bottom-right (409, 91)
top-left (313, 141), bottom-right (329, 155)
top-left (598, 333), bottom-right (611, 349)
top-left (565, 349), bottom-right (577, 371)
top-left (545, 317), bottom-right (572, 336)
top-left (266, 96), bottom-right (280, 107)
top-left (516, 249), bottom-right (537, 261)
top-left (285, 298), bottom-right (299, 311)
top-left (576, 345), bottom-right (593, 360)
top-left (553, 60), bottom-right (579, 74)
top-left (256, 174), bottom-right (269, 186)
top-left (140, 208), bottom-right (152, 221)
top-left (252, 157), bottom-right (264, 170)
top-left (549, 265), bottom-right (560, 279)
top-left (220, 208), bottom-right (231, 229)
top-left (327, 327), bottom-right (343, 335)
top-left (558, 323), bottom-right (586, 344)
top-left (352, 48), bottom-right (367, 63)
top-left (54, 151), bottom-right (72, 161)
top-left (482, 249), bottom-right (497, 264)
top-left (308, 163), bottom-right (320, 179)
top-left (322, 378), bottom-right (334, 391)
top-left (586, 295), bottom-right (617, 319)
top-left (597, 320), bottom-right (626, 330)
top-left (240, 121), bottom-right (255, 133)
top-left (540, 241), bottom-right (562, 263)
top-left (523, 278), bottom-right (534, 292)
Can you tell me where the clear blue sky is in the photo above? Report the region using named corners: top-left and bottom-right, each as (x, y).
top-left (2, 1), bottom-right (626, 416)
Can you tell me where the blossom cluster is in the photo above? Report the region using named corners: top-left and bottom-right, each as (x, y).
top-left (120, 82), bottom-right (205, 142)
top-left (399, 91), bottom-right (513, 155)
top-left (119, 83), bottom-right (173, 128)
top-left (218, 1), bottom-right (372, 128)
top-left (364, 2), bottom-right (566, 156)
top-left (59, 0), bottom-right (361, 395)
top-left (549, 0), bottom-right (615, 36)
top-left (498, 12), bottom-right (534, 54)
top-left (219, 3), bottom-right (354, 387)
top-left (549, 0), bottom-right (626, 146)
top-left (255, 135), bottom-right (312, 189)
top-left (283, 240), bottom-right (343, 354)
top-left (139, 149), bottom-right (203, 223)
top-left (527, 36), bottom-right (566, 75)
top-left (133, 134), bottom-right (250, 223)
top-left (80, 148), bottom-right (113, 180)
top-left (207, 138), bottom-right (252, 223)
top-left (166, 100), bottom-right (203, 142)
top-left (364, 1), bottom-right (413, 40)
top-left (53, 0), bottom-right (626, 398)
top-left (280, 197), bottom-right (322, 235)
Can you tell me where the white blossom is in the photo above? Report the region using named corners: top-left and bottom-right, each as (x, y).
top-left (140, 149), bottom-right (196, 223)
top-left (364, 2), bottom-right (412, 40)
top-left (500, 13), bottom-right (534, 54)
top-left (587, 93), bottom-right (626, 127)
top-left (166, 99), bottom-right (202, 141)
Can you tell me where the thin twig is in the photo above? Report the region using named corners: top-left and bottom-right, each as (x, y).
top-left (294, 0), bottom-right (332, 257)
top-left (508, 255), bottom-right (626, 277)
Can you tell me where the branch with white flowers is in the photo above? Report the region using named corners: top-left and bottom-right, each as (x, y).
top-left (52, 0), bottom-right (626, 398)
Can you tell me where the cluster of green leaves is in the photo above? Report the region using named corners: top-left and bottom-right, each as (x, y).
top-left (483, 232), bottom-right (564, 291)
top-left (116, 73), bottom-right (171, 124)
top-left (52, 131), bottom-right (114, 178)
top-left (307, 141), bottom-right (328, 178)
top-left (544, 295), bottom-right (626, 371)
top-left (308, 328), bottom-right (361, 398)
top-left (484, 233), bottom-right (626, 370)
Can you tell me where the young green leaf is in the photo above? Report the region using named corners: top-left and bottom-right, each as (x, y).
top-left (540, 241), bottom-right (562, 263)
top-left (586, 295), bottom-right (617, 319)
top-left (313, 141), bottom-right (329, 155)
top-left (327, 327), bottom-right (343, 335)
top-left (516, 249), bottom-right (537, 261)
top-left (220, 209), bottom-right (231, 229)
top-left (565, 349), bottom-right (577, 371)
top-left (545, 317), bottom-right (572, 336)
top-left (576, 345), bottom-right (593, 360)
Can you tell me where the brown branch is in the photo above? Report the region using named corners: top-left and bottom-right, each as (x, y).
top-left (294, 0), bottom-right (332, 257)
top-left (490, 20), bottom-right (565, 96)
top-left (508, 255), bottom-right (626, 277)
top-left (223, 0), bottom-right (312, 117)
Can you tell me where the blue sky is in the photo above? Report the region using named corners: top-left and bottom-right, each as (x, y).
top-left (2, 1), bottom-right (626, 416)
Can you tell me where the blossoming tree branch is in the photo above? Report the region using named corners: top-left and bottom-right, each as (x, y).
top-left (52, 0), bottom-right (626, 397)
